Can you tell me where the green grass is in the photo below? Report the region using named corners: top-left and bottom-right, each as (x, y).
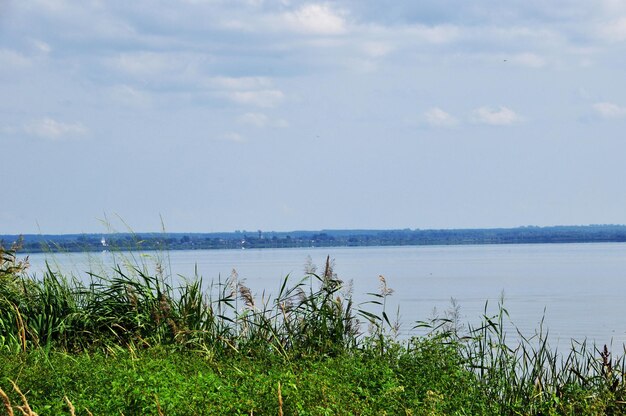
top-left (0, 341), bottom-right (492, 415)
top-left (1, 243), bottom-right (626, 414)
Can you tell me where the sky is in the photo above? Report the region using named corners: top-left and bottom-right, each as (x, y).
top-left (2, 0), bottom-right (626, 234)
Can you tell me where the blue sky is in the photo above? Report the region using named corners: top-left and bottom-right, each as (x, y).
top-left (2, 0), bottom-right (626, 234)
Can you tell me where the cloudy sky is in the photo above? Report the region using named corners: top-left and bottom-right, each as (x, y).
top-left (2, 0), bottom-right (626, 234)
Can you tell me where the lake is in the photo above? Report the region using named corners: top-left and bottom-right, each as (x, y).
top-left (24, 242), bottom-right (626, 348)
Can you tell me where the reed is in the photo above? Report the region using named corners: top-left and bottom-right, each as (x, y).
top-left (0, 246), bottom-right (362, 358)
top-left (419, 298), bottom-right (626, 413)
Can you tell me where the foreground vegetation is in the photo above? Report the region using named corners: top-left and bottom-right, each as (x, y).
top-left (1, 242), bottom-right (626, 414)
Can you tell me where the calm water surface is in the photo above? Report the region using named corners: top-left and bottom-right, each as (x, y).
top-left (26, 243), bottom-right (626, 347)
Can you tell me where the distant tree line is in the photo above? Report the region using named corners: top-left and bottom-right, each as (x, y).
top-left (3, 225), bottom-right (626, 254)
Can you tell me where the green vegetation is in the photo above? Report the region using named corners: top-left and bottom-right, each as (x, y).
top-left (1, 243), bottom-right (626, 415)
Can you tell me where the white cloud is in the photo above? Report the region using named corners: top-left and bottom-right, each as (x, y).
top-left (0, 49), bottom-right (31, 68)
top-left (238, 112), bottom-right (288, 128)
top-left (424, 107), bottom-right (458, 127)
top-left (207, 77), bottom-right (285, 108)
top-left (361, 41), bottom-right (394, 58)
top-left (239, 112), bottom-right (269, 127)
top-left (280, 4), bottom-right (347, 35)
top-left (226, 90), bottom-right (285, 108)
top-left (110, 52), bottom-right (182, 76)
top-left (31, 39), bottom-right (52, 54)
top-left (219, 19), bottom-right (254, 31)
top-left (108, 85), bottom-right (153, 108)
top-left (343, 57), bottom-right (380, 73)
top-left (596, 17), bottom-right (626, 41)
top-left (404, 24), bottom-right (460, 44)
top-left (273, 119), bottom-right (289, 128)
top-left (510, 52), bottom-right (546, 68)
top-left (593, 102), bottom-right (626, 118)
top-left (24, 118), bottom-right (88, 140)
top-left (222, 132), bottom-right (245, 142)
top-left (208, 76), bottom-right (272, 90)
top-left (25, 0), bottom-right (72, 13)
top-left (472, 106), bottom-right (522, 125)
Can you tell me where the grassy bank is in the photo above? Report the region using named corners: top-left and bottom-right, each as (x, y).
top-left (1, 244), bottom-right (626, 414)
top-left (1, 341), bottom-right (491, 415)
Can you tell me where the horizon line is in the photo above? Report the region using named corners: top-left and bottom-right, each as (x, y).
top-left (2, 223), bottom-right (626, 238)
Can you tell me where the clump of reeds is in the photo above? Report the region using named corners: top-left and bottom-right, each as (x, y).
top-left (419, 299), bottom-right (626, 413)
top-left (0, 247), bottom-right (364, 358)
top-left (0, 237), bottom-right (29, 280)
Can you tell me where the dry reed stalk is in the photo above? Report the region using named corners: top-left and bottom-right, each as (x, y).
top-left (601, 344), bottom-right (613, 378)
top-left (238, 284), bottom-right (255, 309)
top-left (278, 301), bottom-right (289, 326)
top-left (13, 305), bottom-right (26, 353)
top-left (378, 275), bottom-right (393, 296)
top-left (0, 386), bottom-right (14, 416)
top-left (126, 285), bottom-right (138, 309)
top-left (63, 396), bottom-right (75, 416)
top-left (155, 261), bottom-right (164, 280)
top-left (323, 256), bottom-right (331, 280)
top-left (228, 269), bottom-right (239, 299)
top-left (155, 394), bottom-right (164, 416)
top-left (159, 294), bottom-right (172, 317)
top-left (10, 380), bottom-right (37, 416)
top-left (277, 382), bottom-right (283, 416)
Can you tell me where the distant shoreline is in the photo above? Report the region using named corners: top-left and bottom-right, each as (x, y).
top-left (3, 224), bottom-right (626, 254)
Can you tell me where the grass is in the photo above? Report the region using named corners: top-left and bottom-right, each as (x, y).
top-left (0, 342), bottom-right (491, 415)
top-left (1, 242), bottom-right (626, 414)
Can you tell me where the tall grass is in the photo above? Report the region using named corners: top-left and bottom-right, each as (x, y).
top-left (0, 244), bottom-right (365, 358)
top-left (417, 299), bottom-right (626, 413)
top-left (2, 242), bottom-right (626, 413)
